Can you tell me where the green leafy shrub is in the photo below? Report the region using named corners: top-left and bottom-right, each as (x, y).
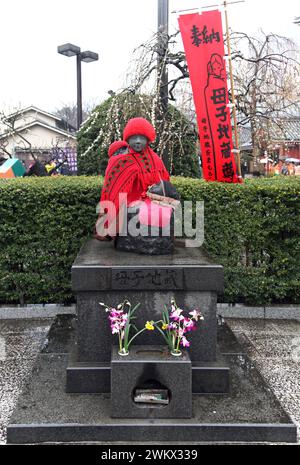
top-left (0, 176), bottom-right (299, 305)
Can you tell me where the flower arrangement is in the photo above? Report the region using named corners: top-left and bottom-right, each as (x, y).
top-left (100, 300), bottom-right (146, 356)
top-left (101, 298), bottom-right (204, 357)
top-left (147, 298), bottom-right (204, 356)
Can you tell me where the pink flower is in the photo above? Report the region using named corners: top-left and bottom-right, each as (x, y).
top-left (183, 318), bottom-right (196, 332)
top-left (181, 336), bottom-right (190, 347)
top-left (111, 324), bottom-right (120, 334)
top-left (170, 308), bottom-right (183, 321)
top-left (110, 309), bottom-right (123, 317)
top-left (176, 328), bottom-right (185, 338)
top-left (168, 322), bottom-right (177, 330)
top-left (189, 309), bottom-right (203, 321)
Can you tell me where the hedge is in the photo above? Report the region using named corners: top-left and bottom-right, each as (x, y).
top-left (0, 176), bottom-right (299, 305)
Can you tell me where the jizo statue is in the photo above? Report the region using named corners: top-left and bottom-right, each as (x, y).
top-left (95, 117), bottom-right (180, 254)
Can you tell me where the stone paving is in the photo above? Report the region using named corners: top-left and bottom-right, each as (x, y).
top-left (0, 317), bottom-right (299, 444)
top-left (227, 318), bottom-right (300, 443)
top-left (0, 319), bottom-right (52, 444)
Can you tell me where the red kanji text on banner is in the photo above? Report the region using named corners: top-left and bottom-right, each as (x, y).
top-left (178, 10), bottom-right (240, 183)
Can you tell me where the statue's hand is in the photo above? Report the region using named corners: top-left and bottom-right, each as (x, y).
top-left (148, 180), bottom-right (180, 200)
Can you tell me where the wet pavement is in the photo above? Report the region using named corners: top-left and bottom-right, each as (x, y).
top-left (0, 318), bottom-right (52, 444)
top-left (227, 319), bottom-right (300, 443)
top-left (0, 317), bottom-right (299, 444)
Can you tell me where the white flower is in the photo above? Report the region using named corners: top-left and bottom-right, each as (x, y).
top-left (189, 309), bottom-right (203, 321)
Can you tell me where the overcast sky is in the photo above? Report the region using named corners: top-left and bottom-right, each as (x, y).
top-left (0, 0), bottom-right (299, 114)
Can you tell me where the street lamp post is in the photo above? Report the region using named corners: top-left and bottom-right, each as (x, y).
top-left (157, 0), bottom-right (170, 171)
top-left (57, 43), bottom-right (98, 130)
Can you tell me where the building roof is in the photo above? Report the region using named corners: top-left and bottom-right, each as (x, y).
top-left (0, 120), bottom-right (76, 140)
top-left (239, 125), bottom-right (252, 150)
top-left (4, 106), bottom-right (62, 123)
top-left (2, 105), bottom-right (77, 135)
top-left (270, 118), bottom-right (300, 142)
top-left (238, 118), bottom-right (300, 151)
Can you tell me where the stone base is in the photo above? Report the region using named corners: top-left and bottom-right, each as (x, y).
top-left (7, 353), bottom-right (297, 444)
top-left (66, 348), bottom-right (230, 395)
top-left (114, 203), bottom-right (175, 255)
top-left (6, 317), bottom-right (297, 444)
top-left (71, 239), bottom-right (223, 363)
top-left (110, 345), bottom-right (192, 419)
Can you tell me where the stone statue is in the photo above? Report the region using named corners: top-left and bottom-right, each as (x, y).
top-left (95, 118), bottom-right (180, 254)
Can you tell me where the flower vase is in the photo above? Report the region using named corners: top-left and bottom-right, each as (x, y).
top-left (118, 349), bottom-right (129, 356)
top-left (170, 349), bottom-right (182, 357)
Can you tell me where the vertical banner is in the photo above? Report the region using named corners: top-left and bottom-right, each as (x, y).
top-left (178, 11), bottom-right (240, 182)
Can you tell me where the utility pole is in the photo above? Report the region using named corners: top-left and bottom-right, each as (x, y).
top-left (223, 0), bottom-right (242, 178)
top-left (158, 0), bottom-right (170, 170)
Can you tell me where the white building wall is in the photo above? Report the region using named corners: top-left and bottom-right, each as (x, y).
top-left (10, 109), bottom-right (58, 130)
top-left (5, 125), bottom-right (75, 155)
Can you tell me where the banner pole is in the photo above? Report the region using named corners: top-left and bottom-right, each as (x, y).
top-left (223, 0), bottom-right (242, 177)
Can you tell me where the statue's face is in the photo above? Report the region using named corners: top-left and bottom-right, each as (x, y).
top-left (128, 135), bottom-right (148, 152)
top-left (114, 147), bottom-right (129, 156)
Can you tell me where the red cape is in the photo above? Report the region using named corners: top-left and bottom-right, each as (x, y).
top-left (97, 146), bottom-right (170, 237)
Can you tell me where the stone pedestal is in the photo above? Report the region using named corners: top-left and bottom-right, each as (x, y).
top-left (66, 238), bottom-right (229, 394)
top-left (111, 346), bottom-right (192, 419)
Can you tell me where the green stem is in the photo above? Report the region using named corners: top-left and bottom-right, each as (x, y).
top-left (130, 302), bottom-right (141, 316)
top-left (127, 327), bottom-right (147, 347)
top-left (118, 331), bottom-right (123, 352)
top-left (153, 323), bottom-right (172, 349)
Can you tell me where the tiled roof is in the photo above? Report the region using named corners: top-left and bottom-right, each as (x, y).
top-left (270, 118), bottom-right (300, 142)
top-left (239, 126), bottom-right (252, 149)
top-left (237, 118), bottom-right (300, 150)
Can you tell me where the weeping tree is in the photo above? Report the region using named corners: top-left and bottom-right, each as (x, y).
top-left (77, 30), bottom-right (200, 178)
top-left (77, 92), bottom-right (200, 177)
top-left (78, 26), bottom-right (300, 176)
top-left (231, 31), bottom-right (300, 158)
top-left (116, 29), bottom-right (300, 160)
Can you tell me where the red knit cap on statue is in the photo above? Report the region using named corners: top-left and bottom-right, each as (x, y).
top-left (123, 117), bottom-right (156, 143)
top-left (108, 140), bottom-right (128, 158)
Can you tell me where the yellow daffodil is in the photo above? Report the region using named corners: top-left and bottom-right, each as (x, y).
top-left (162, 323), bottom-right (168, 330)
top-left (145, 321), bottom-right (155, 330)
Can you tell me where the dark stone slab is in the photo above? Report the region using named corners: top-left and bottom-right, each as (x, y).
top-left (192, 362), bottom-right (230, 394)
top-left (75, 291), bottom-right (217, 363)
top-left (110, 345), bottom-right (192, 419)
top-left (115, 228), bottom-right (175, 255)
top-left (71, 239), bottom-right (224, 292)
top-left (41, 314), bottom-right (77, 354)
top-left (6, 317), bottom-right (297, 444)
top-left (70, 239), bottom-right (223, 364)
top-left (115, 202), bottom-right (175, 255)
top-left (7, 351), bottom-right (297, 444)
top-left (66, 363), bottom-right (110, 393)
top-left (66, 353), bottom-right (230, 395)
top-left (111, 267), bottom-right (184, 290)
top-left (8, 423), bottom-right (296, 444)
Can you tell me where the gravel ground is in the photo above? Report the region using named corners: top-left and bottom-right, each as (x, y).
top-left (0, 317), bottom-right (299, 445)
top-left (227, 318), bottom-right (300, 443)
top-left (0, 319), bottom-right (52, 444)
